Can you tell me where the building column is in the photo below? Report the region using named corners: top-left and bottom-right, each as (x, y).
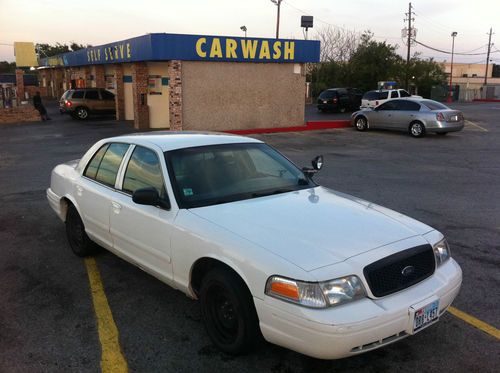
top-left (168, 60), bottom-right (183, 131)
top-left (114, 64), bottom-right (125, 120)
top-left (53, 68), bottom-right (64, 98)
top-left (45, 69), bottom-right (54, 98)
top-left (94, 65), bottom-right (105, 88)
top-left (15, 69), bottom-right (25, 104)
top-left (64, 68), bottom-right (72, 90)
top-left (83, 66), bottom-right (91, 88)
top-left (131, 62), bottom-right (149, 130)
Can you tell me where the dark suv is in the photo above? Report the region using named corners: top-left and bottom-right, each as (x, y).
top-left (317, 88), bottom-right (363, 112)
top-left (59, 88), bottom-right (116, 120)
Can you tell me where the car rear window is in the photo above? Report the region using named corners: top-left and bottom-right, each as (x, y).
top-left (421, 100), bottom-right (448, 110)
top-left (399, 90), bottom-right (411, 97)
top-left (319, 90), bottom-right (337, 99)
top-left (362, 91), bottom-right (379, 100)
top-left (378, 92), bottom-right (389, 99)
top-left (71, 90), bottom-right (84, 99)
top-left (62, 90), bottom-right (72, 99)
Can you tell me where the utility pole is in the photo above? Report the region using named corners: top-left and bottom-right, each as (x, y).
top-left (404, 2), bottom-right (415, 91)
top-left (271, 0), bottom-right (283, 39)
top-left (484, 27), bottom-right (493, 86)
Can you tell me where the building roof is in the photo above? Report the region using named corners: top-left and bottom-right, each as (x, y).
top-left (39, 33), bottom-right (320, 68)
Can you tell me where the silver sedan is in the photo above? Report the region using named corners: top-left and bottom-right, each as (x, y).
top-left (351, 98), bottom-right (464, 137)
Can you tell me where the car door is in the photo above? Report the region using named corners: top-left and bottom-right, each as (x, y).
top-left (84, 89), bottom-right (101, 112)
top-left (99, 89), bottom-right (116, 113)
top-left (76, 142), bottom-right (130, 248)
top-left (369, 101), bottom-right (397, 129)
top-left (391, 100), bottom-right (422, 131)
top-left (109, 144), bottom-right (175, 283)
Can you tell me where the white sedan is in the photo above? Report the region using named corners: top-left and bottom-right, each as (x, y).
top-left (47, 132), bottom-right (462, 359)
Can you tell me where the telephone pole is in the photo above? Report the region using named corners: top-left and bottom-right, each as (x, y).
top-left (404, 2), bottom-right (415, 90)
top-left (484, 28), bottom-right (493, 86)
top-left (271, 0), bottom-right (283, 39)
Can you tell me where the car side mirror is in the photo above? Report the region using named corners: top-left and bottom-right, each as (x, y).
top-left (302, 155), bottom-right (324, 179)
top-left (132, 187), bottom-right (171, 210)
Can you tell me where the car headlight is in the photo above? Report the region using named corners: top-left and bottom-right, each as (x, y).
top-left (265, 275), bottom-right (366, 308)
top-left (433, 239), bottom-right (451, 266)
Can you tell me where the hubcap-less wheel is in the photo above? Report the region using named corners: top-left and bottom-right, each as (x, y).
top-left (77, 108), bottom-right (88, 119)
top-left (66, 206), bottom-right (97, 257)
top-left (355, 117), bottom-right (367, 131)
top-left (410, 122), bottom-right (425, 137)
top-left (200, 269), bottom-right (260, 355)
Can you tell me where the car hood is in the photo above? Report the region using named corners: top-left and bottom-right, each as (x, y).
top-left (189, 186), bottom-right (433, 271)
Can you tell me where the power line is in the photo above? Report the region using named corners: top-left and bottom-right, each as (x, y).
top-left (414, 40), bottom-right (495, 55)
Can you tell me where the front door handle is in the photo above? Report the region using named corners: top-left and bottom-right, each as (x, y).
top-left (76, 185), bottom-right (83, 196)
top-left (111, 201), bottom-right (122, 214)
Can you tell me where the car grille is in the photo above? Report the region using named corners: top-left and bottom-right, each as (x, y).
top-left (363, 244), bottom-right (435, 297)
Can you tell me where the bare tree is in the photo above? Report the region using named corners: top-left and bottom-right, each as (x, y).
top-left (314, 26), bottom-right (360, 62)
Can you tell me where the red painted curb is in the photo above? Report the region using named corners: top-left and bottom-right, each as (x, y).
top-left (472, 99), bottom-right (500, 103)
top-left (225, 120), bottom-right (351, 135)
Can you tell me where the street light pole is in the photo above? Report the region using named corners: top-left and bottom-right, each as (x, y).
top-left (240, 25), bottom-right (247, 38)
top-left (271, 0), bottom-right (283, 39)
top-left (447, 31), bottom-right (457, 103)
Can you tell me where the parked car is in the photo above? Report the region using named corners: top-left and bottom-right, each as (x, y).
top-left (59, 88), bottom-right (116, 120)
top-left (317, 88), bottom-right (363, 112)
top-left (361, 89), bottom-right (421, 109)
top-left (47, 132), bottom-right (462, 359)
top-left (352, 98), bottom-right (464, 137)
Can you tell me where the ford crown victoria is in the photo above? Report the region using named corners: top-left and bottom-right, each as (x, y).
top-left (47, 132), bottom-right (462, 359)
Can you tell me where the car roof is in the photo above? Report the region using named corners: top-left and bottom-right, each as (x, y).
top-left (104, 131), bottom-right (263, 152)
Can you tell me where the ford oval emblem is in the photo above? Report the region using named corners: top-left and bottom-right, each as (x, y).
top-left (401, 266), bottom-right (415, 277)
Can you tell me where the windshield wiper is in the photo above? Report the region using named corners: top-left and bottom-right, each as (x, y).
top-left (251, 189), bottom-right (294, 198)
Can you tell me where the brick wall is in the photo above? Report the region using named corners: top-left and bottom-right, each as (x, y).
top-left (114, 64), bottom-right (125, 120)
top-left (168, 60), bottom-right (183, 131)
top-left (94, 65), bottom-right (105, 88)
top-left (15, 69), bottom-right (25, 101)
top-left (25, 86), bottom-right (47, 98)
top-left (131, 62), bottom-right (149, 129)
top-left (0, 105), bottom-right (40, 124)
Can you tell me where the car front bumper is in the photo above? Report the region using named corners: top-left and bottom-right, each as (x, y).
top-left (254, 258), bottom-right (462, 359)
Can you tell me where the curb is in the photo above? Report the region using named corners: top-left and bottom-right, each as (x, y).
top-left (472, 99), bottom-right (500, 103)
top-left (225, 120), bottom-right (351, 135)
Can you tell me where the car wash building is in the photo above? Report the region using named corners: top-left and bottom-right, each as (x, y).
top-left (35, 33), bottom-right (320, 131)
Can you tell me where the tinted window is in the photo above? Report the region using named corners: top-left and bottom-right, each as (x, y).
top-left (167, 143), bottom-right (313, 208)
top-left (390, 91), bottom-right (398, 98)
top-left (394, 100), bottom-right (421, 111)
top-left (377, 101), bottom-right (397, 110)
top-left (319, 90), bottom-right (337, 99)
top-left (85, 90), bottom-right (99, 100)
top-left (72, 90), bottom-right (84, 99)
top-left (95, 143), bottom-right (129, 187)
top-left (422, 100), bottom-right (448, 110)
top-left (399, 90), bottom-right (411, 97)
top-left (84, 144), bottom-right (109, 179)
top-left (62, 90), bottom-right (72, 99)
top-left (362, 91), bottom-right (379, 100)
top-left (101, 90), bottom-right (115, 100)
top-left (123, 146), bottom-right (166, 198)
top-left (378, 92), bottom-right (389, 99)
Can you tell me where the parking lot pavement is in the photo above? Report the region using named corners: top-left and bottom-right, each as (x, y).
top-left (0, 102), bottom-right (499, 372)
top-left (305, 103), bottom-right (352, 121)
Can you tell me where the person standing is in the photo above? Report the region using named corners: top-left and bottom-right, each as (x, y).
top-left (33, 91), bottom-right (50, 121)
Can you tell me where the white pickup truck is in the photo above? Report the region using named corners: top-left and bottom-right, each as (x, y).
top-left (361, 89), bottom-right (422, 109)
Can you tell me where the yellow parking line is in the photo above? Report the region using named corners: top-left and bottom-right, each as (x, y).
top-left (85, 257), bottom-right (128, 373)
top-left (448, 306), bottom-right (500, 340)
top-left (465, 120), bottom-right (488, 132)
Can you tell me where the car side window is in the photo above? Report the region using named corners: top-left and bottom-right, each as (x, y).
top-left (94, 143), bottom-right (129, 187)
top-left (84, 144), bottom-right (109, 179)
top-left (101, 90), bottom-right (115, 100)
top-left (390, 91), bottom-right (398, 98)
top-left (72, 90), bottom-right (84, 99)
top-left (379, 92), bottom-right (389, 99)
top-left (400, 90), bottom-right (411, 97)
top-left (122, 146), bottom-right (166, 198)
top-left (397, 101), bottom-right (421, 111)
top-left (85, 90), bottom-right (99, 100)
top-left (377, 101), bottom-right (396, 110)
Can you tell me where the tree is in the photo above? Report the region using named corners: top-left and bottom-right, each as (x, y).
top-left (408, 54), bottom-right (447, 98)
top-left (35, 42), bottom-right (89, 57)
top-left (0, 61), bottom-right (16, 73)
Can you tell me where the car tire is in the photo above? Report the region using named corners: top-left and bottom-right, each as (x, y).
top-left (200, 268), bottom-right (260, 355)
top-left (355, 116), bottom-right (368, 131)
top-left (409, 121), bottom-right (425, 138)
top-left (75, 107), bottom-right (89, 120)
top-left (339, 107), bottom-right (347, 113)
top-left (66, 205), bottom-right (98, 257)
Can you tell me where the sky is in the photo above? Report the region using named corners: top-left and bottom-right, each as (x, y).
top-left (1, 0), bottom-right (499, 65)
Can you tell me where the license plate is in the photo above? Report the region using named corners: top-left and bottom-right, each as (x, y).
top-left (323, 100), bottom-right (328, 103)
top-left (413, 300), bottom-right (439, 333)
top-left (450, 115), bottom-right (458, 122)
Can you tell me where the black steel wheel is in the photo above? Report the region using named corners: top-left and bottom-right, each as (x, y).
top-left (66, 205), bottom-right (97, 257)
top-left (200, 268), bottom-right (260, 355)
top-left (75, 107), bottom-right (89, 120)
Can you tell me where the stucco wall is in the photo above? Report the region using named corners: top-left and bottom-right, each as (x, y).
top-left (182, 61), bottom-right (305, 131)
top-left (147, 62), bottom-right (170, 129)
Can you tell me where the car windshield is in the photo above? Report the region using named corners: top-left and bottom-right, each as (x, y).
top-left (166, 143), bottom-right (314, 208)
top-left (421, 100), bottom-right (449, 110)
